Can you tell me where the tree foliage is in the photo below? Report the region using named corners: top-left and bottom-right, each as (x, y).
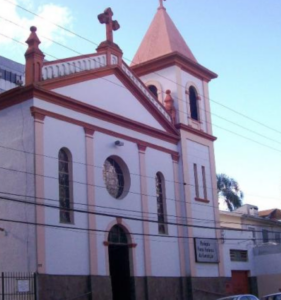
top-left (217, 173), bottom-right (243, 211)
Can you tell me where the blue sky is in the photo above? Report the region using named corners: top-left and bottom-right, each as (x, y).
top-left (1, 0), bottom-right (281, 211)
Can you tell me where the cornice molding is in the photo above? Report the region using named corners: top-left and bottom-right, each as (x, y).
top-left (30, 106), bottom-right (179, 157)
top-left (175, 123), bottom-right (217, 141)
top-left (131, 52), bottom-right (217, 82)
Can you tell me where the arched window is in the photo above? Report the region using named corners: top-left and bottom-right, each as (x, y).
top-left (155, 172), bottom-right (167, 234)
top-left (58, 148), bottom-right (73, 223)
top-left (189, 86), bottom-right (199, 121)
top-left (108, 225), bottom-right (128, 245)
top-left (148, 85), bottom-right (158, 99)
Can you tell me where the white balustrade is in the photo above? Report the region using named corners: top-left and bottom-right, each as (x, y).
top-left (121, 63), bottom-right (171, 122)
top-left (42, 55), bottom-right (107, 80)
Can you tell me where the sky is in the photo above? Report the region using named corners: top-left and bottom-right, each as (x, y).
top-left (1, 0), bottom-right (281, 211)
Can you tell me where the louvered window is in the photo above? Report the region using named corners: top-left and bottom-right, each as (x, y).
top-left (230, 249), bottom-right (248, 262)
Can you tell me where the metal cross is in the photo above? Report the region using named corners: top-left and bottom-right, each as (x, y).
top-left (159, 0), bottom-right (166, 8)
top-left (98, 8), bottom-right (120, 43)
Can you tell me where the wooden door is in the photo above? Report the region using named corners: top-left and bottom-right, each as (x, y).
top-left (231, 270), bottom-right (249, 294)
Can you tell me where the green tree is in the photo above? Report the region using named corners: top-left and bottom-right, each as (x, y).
top-left (217, 173), bottom-right (243, 211)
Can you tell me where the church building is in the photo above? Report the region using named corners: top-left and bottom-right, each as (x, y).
top-left (0, 2), bottom-right (231, 299)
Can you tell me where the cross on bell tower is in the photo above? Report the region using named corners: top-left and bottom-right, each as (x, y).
top-left (98, 7), bottom-right (120, 43)
top-left (159, 0), bottom-right (166, 9)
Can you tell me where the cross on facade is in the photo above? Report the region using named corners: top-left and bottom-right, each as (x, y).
top-left (159, 0), bottom-right (166, 8)
top-left (98, 8), bottom-right (120, 43)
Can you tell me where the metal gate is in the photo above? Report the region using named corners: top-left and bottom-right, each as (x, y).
top-left (1, 273), bottom-right (37, 300)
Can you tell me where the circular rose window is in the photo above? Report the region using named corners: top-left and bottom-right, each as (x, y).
top-left (103, 156), bottom-right (130, 199)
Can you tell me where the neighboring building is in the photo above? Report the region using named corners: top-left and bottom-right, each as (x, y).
top-left (0, 56), bottom-right (24, 93)
top-left (0, 3), bottom-right (229, 300)
top-left (220, 204), bottom-right (281, 298)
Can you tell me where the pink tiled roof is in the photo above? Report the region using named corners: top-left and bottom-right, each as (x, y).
top-left (131, 6), bottom-right (197, 65)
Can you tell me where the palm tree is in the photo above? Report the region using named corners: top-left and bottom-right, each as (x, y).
top-left (217, 173), bottom-right (243, 211)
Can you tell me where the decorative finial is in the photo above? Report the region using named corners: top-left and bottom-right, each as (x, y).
top-left (30, 26), bottom-right (37, 33)
top-left (164, 90), bottom-right (176, 124)
top-left (159, 0), bottom-right (166, 9)
top-left (25, 26), bottom-right (45, 85)
top-left (98, 7), bottom-right (120, 43)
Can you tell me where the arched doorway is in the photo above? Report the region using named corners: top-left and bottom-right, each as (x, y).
top-left (108, 225), bottom-right (133, 300)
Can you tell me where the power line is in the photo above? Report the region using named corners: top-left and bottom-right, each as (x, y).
top-left (1, 194), bottom-right (281, 236)
top-left (3, 0), bottom-right (281, 140)
top-left (0, 39), bottom-right (280, 212)
top-left (2, 25), bottom-right (281, 156)
top-left (0, 189), bottom-right (279, 231)
top-left (0, 216), bottom-right (278, 243)
top-left (1, 9), bottom-right (281, 218)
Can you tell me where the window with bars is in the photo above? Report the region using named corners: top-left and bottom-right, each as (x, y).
top-left (156, 172), bottom-right (167, 234)
top-left (58, 148), bottom-right (73, 223)
top-left (230, 249), bottom-right (248, 262)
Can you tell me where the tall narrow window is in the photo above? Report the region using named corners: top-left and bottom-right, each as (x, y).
top-left (59, 148), bottom-right (72, 223)
top-left (156, 172), bottom-right (167, 234)
top-left (189, 86), bottom-right (199, 121)
top-left (148, 85), bottom-right (158, 99)
top-left (193, 164), bottom-right (199, 198)
top-left (262, 229), bottom-right (269, 243)
top-left (275, 232), bottom-right (281, 244)
top-left (249, 227), bottom-right (256, 244)
top-left (201, 166), bottom-right (207, 200)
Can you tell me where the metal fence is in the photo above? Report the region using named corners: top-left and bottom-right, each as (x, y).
top-left (1, 273), bottom-right (36, 300)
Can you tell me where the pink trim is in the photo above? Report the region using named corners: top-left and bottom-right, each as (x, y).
top-left (116, 217), bottom-right (122, 224)
top-left (209, 144), bottom-right (225, 276)
top-left (178, 138), bottom-right (196, 276)
top-left (202, 81), bottom-right (213, 135)
top-left (138, 147), bottom-right (152, 276)
top-left (39, 66), bottom-right (177, 135)
top-left (171, 153), bottom-right (180, 162)
top-left (103, 241), bottom-right (137, 248)
top-left (30, 107), bottom-right (179, 157)
top-left (84, 128), bottom-right (95, 136)
top-left (84, 129), bottom-right (98, 275)
top-left (172, 159), bottom-right (186, 276)
top-left (175, 123), bottom-right (217, 141)
top-left (195, 197), bottom-right (210, 203)
top-left (137, 144), bottom-right (147, 152)
top-left (33, 113), bottom-right (46, 273)
top-left (131, 52), bottom-right (217, 82)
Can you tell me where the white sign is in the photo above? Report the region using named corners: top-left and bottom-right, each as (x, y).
top-left (17, 280), bottom-right (30, 293)
top-left (194, 238), bottom-right (219, 263)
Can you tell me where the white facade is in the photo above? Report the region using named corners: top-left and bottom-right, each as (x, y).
top-left (220, 206), bottom-right (281, 297)
top-left (0, 4), bottom-right (226, 300)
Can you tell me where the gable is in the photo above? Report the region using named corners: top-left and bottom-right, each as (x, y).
top-left (52, 74), bottom-right (166, 131)
top-left (39, 64), bottom-right (178, 136)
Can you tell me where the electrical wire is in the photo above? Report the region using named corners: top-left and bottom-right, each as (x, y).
top-left (1, 5), bottom-right (281, 230)
top-left (1, 194), bottom-right (281, 236)
top-left (4, 0), bottom-right (281, 140)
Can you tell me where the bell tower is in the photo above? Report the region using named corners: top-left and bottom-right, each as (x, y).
top-left (131, 0), bottom-right (224, 293)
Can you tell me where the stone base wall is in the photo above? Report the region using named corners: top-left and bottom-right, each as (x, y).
top-left (37, 274), bottom-right (258, 300)
top-left (37, 274), bottom-right (91, 300)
